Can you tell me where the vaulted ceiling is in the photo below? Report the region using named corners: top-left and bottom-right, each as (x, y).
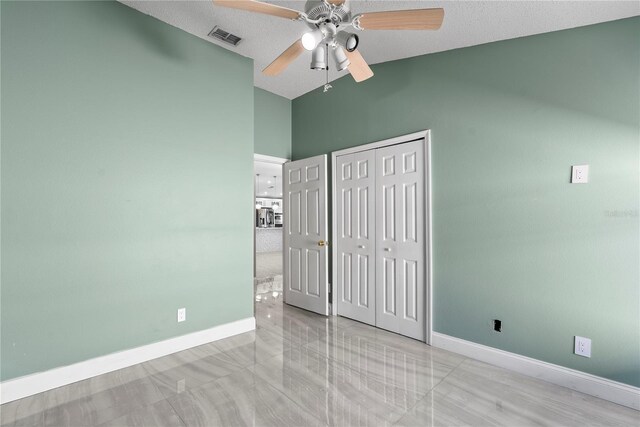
top-left (120, 1), bottom-right (639, 99)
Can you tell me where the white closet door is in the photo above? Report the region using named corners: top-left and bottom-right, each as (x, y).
top-left (283, 155), bottom-right (329, 315)
top-left (336, 151), bottom-right (376, 325)
top-left (375, 140), bottom-right (425, 340)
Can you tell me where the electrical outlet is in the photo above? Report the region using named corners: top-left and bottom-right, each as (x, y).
top-left (493, 319), bottom-right (502, 332)
top-left (574, 336), bottom-right (591, 358)
top-left (177, 308), bottom-right (186, 323)
top-left (571, 165), bottom-right (589, 183)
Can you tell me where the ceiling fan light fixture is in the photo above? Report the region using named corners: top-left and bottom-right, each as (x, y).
top-left (301, 28), bottom-right (324, 51)
top-left (332, 46), bottom-right (350, 71)
top-left (310, 44), bottom-right (327, 70)
top-left (336, 31), bottom-right (359, 52)
top-left (214, 0), bottom-right (444, 86)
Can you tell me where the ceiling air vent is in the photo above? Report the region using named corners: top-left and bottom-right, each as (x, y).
top-left (208, 26), bottom-right (242, 46)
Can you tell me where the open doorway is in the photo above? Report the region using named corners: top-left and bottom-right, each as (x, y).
top-left (253, 154), bottom-right (287, 298)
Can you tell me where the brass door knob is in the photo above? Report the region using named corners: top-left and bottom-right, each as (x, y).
top-left (318, 240), bottom-right (328, 247)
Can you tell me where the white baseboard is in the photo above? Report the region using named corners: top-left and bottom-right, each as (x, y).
top-left (0, 317), bottom-right (256, 404)
top-left (431, 332), bottom-right (640, 411)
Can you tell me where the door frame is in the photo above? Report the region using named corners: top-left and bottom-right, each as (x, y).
top-left (330, 130), bottom-right (433, 344)
top-left (253, 154), bottom-right (289, 280)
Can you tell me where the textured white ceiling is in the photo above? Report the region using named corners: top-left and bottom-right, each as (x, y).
top-left (120, 1), bottom-right (639, 99)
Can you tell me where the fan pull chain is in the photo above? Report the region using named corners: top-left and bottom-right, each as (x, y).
top-left (323, 43), bottom-right (332, 93)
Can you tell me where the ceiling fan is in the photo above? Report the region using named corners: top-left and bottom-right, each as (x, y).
top-left (213, 0), bottom-right (444, 83)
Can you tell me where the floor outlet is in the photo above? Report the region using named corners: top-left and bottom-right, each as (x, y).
top-left (177, 308), bottom-right (186, 323)
top-left (574, 336), bottom-right (591, 358)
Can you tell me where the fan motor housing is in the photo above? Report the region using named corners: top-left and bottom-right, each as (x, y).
top-left (305, 0), bottom-right (351, 25)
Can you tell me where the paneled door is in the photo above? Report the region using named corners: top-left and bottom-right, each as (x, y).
top-left (335, 151), bottom-right (376, 325)
top-left (283, 155), bottom-right (329, 315)
top-left (375, 140), bottom-right (425, 340)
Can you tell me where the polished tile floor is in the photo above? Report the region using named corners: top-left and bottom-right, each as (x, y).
top-left (255, 251), bottom-right (282, 280)
top-left (2, 291), bottom-right (638, 426)
top-left (255, 251), bottom-right (283, 298)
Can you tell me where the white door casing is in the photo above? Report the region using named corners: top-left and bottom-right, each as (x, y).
top-left (283, 155), bottom-right (329, 315)
top-left (335, 150), bottom-right (376, 325)
top-left (375, 140), bottom-right (426, 340)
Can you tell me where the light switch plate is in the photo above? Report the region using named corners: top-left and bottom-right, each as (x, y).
top-left (574, 336), bottom-right (591, 358)
top-left (571, 165), bottom-right (589, 183)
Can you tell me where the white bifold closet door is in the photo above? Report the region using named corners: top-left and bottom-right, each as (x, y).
top-left (336, 139), bottom-right (425, 341)
top-left (375, 140), bottom-right (425, 340)
top-left (336, 150), bottom-right (376, 325)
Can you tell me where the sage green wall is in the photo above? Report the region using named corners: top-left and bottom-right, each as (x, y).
top-left (254, 87), bottom-right (292, 159)
top-left (292, 18), bottom-right (640, 387)
top-left (1, 1), bottom-right (254, 381)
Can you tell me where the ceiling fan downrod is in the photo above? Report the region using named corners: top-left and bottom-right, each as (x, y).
top-left (324, 44), bottom-right (332, 93)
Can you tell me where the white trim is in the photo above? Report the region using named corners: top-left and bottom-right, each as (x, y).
top-left (254, 153), bottom-right (288, 164)
top-left (330, 151), bottom-right (338, 317)
top-left (331, 151), bottom-right (338, 317)
top-left (0, 317), bottom-right (256, 404)
top-left (424, 133), bottom-right (433, 345)
top-left (432, 332), bottom-right (640, 411)
top-left (330, 130), bottom-right (433, 345)
top-left (331, 130), bottom-right (429, 157)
